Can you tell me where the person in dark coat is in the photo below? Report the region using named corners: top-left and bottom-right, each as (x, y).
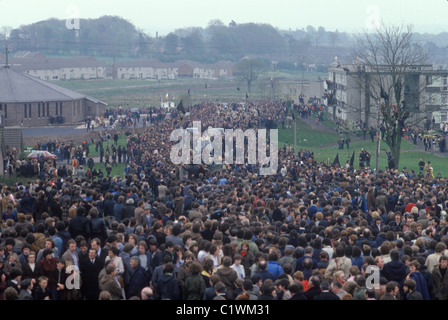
top-left (22, 251), bottom-right (43, 284)
top-left (254, 260), bottom-right (276, 283)
top-left (89, 207), bottom-right (108, 244)
top-left (39, 249), bottom-right (57, 292)
top-left (102, 193), bottom-right (117, 222)
top-left (314, 281), bottom-right (340, 300)
top-left (50, 260), bottom-right (68, 300)
top-left (122, 198), bottom-right (136, 220)
top-left (33, 276), bottom-right (51, 300)
top-left (34, 190), bottom-right (49, 222)
top-left (184, 261), bottom-right (206, 300)
top-left (259, 284), bottom-right (275, 300)
top-left (431, 255), bottom-right (448, 300)
top-left (408, 260), bottom-right (431, 300)
top-left (304, 276), bottom-right (322, 300)
top-left (69, 206), bottom-right (91, 241)
top-left (288, 283), bottom-right (307, 300)
top-left (155, 262), bottom-right (180, 300)
top-left (128, 256), bottom-right (149, 299)
top-left (382, 249), bottom-right (407, 289)
top-left (79, 248), bottom-right (102, 300)
top-left (18, 191), bottom-right (35, 215)
top-left (403, 279), bottom-right (423, 300)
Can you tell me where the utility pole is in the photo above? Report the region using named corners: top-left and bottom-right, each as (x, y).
top-left (4, 47), bottom-right (10, 69)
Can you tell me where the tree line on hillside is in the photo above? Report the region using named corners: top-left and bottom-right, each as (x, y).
top-left (1, 16), bottom-right (448, 67)
top-left (0, 16), bottom-right (356, 66)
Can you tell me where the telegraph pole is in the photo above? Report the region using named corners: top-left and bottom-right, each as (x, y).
top-left (4, 47), bottom-right (10, 69)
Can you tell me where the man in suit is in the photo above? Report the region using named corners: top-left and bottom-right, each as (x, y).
top-left (314, 281), bottom-right (340, 300)
top-left (371, 217), bottom-right (384, 237)
top-left (61, 239), bottom-right (79, 268)
top-left (6, 268), bottom-right (22, 294)
top-left (80, 248), bottom-right (102, 300)
top-left (90, 238), bottom-right (108, 269)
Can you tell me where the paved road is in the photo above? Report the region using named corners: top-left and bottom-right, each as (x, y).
top-left (22, 126), bottom-right (84, 137)
top-left (22, 118), bottom-right (149, 138)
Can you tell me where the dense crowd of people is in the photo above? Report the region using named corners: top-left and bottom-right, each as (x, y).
top-left (1, 100), bottom-right (448, 301)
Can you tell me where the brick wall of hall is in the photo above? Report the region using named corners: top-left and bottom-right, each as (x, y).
top-left (2, 99), bottom-right (88, 127)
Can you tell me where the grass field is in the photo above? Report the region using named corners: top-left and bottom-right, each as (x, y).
top-left (278, 115), bottom-right (448, 177)
top-left (50, 71), bottom-right (327, 108)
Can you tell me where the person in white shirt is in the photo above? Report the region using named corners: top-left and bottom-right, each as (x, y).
top-left (231, 254), bottom-right (246, 279)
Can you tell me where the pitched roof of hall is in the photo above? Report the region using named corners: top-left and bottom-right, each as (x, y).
top-left (0, 67), bottom-right (105, 104)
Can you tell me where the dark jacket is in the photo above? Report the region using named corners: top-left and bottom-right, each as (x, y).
top-left (255, 269), bottom-right (276, 283)
top-left (382, 260), bottom-right (407, 285)
top-left (55, 229), bottom-right (72, 253)
top-left (122, 203), bottom-right (136, 220)
top-left (33, 286), bottom-right (51, 300)
top-left (103, 199), bottom-right (117, 217)
top-left (114, 203), bottom-right (124, 222)
top-left (79, 257), bottom-right (102, 300)
top-left (89, 217), bottom-right (108, 243)
top-left (69, 215), bottom-right (91, 240)
top-left (184, 274), bottom-right (206, 300)
top-left (410, 271), bottom-right (431, 300)
top-left (431, 265), bottom-right (448, 300)
top-left (289, 293), bottom-right (308, 300)
top-left (304, 286), bottom-right (321, 300)
top-left (314, 291), bottom-right (340, 300)
top-left (34, 198), bottom-right (49, 221)
top-left (22, 263), bottom-right (44, 281)
top-left (155, 273), bottom-right (180, 300)
top-left (128, 265), bottom-right (148, 299)
top-left (405, 290), bottom-right (423, 300)
top-left (19, 193), bottom-right (35, 214)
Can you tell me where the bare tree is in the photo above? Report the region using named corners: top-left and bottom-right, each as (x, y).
top-left (235, 58), bottom-right (266, 93)
top-left (352, 23), bottom-right (429, 170)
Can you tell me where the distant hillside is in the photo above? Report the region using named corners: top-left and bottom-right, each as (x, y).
top-left (1, 16), bottom-right (448, 67)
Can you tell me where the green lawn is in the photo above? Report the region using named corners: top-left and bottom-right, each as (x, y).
top-left (278, 114), bottom-right (448, 177)
top-left (89, 162), bottom-right (126, 179)
top-left (279, 118), bottom-right (339, 148)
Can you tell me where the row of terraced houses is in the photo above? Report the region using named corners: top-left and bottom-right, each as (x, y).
top-left (1, 51), bottom-right (235, 81)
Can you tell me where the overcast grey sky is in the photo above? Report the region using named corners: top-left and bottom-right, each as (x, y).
top-left (1, 0), bottom-right (448, 35)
